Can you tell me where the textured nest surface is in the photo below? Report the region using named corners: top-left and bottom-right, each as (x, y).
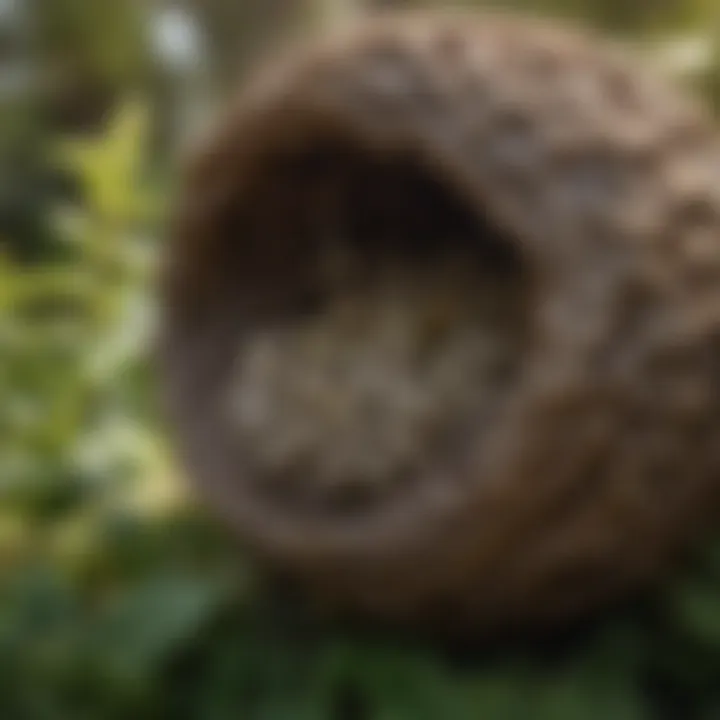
top-left (161, 11), bottom-right (720, 632)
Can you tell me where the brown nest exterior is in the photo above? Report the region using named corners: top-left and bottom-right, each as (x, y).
top-left (160, 11), bottom-right (720, 632)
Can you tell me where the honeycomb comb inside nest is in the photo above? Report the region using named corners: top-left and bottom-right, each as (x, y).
top-left (161, 11), bottom-right (720, 632)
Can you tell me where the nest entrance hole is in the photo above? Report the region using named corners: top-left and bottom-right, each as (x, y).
top-left (217, 133), bottom-right (530, 515)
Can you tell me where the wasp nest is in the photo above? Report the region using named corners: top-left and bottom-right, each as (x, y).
top-left (161, 11), bottom-right (720, 631)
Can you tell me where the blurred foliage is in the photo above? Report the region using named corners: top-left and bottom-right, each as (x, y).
top-left (1, 1), bottom-right (720, 719)
top-left (40, 0), bottom-right (148, 84)
top-left (38, 0), bottom-right (151, 131)
top-left (476, 0), bottom-right (716, 34)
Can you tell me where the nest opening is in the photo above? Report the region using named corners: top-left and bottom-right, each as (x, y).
top-left (196, 129), bottom-right (531, 519)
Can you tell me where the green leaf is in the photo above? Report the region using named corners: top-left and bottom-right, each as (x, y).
top-left (335, 642), bottom-right (479, 720)
top-left (668, 576), bottom-right (720, 648)
top-left (91, 574), bottom-right (230, 687)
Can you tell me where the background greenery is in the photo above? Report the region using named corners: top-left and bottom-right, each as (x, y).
top-left (2, 1), bottom-right (720, 718)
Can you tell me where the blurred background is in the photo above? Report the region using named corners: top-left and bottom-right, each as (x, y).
top-left (2, 1), bottom-right (720, 718)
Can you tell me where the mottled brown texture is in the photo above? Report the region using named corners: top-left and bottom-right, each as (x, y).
top-left (160, 10), bottom-right (720, 632)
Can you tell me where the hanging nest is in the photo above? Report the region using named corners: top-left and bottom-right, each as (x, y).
top-left (160, 11), bottom-right (720, 632)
